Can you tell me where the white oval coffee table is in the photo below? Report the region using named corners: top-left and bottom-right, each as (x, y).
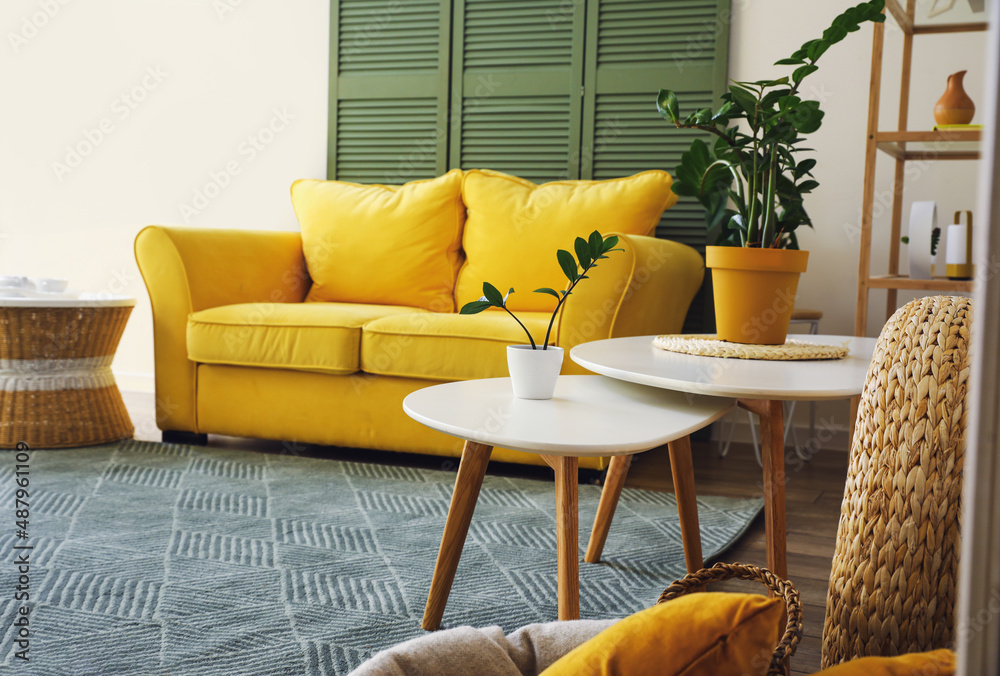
top-left (403, 375), bottom-right (734, 629)
top-left (571, 334), bottom-right (878, 581)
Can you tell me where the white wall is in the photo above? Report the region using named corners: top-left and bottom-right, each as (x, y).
top-left (730, 0), bottom-right (985, 338)
top-left (0, 0), bottom-right (330, 391)
top-left (727, 0), bottom-right (986, 440)
top-left (1, 0), bottom-right (987, 414)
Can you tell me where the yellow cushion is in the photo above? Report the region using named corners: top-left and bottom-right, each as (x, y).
top-left (815, 649), bottom-right (955, 675)
top-left (187, 302), bottom-right (427, 375)
top-left (539, 592), bottom-right (783, 676)
top-left (455, 169), bottom-right (678, 312)
top-left (291, 169), bottom-right (465, 311)
top-left (361, 311), bottom-right (553, 381)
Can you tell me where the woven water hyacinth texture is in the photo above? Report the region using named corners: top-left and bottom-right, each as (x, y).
top-left (822, 296), bottom-right (971, 666)
top-left (0, 440), bottom-right (760, 675)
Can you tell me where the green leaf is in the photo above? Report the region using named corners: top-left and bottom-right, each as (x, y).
top-left (656, 89), bottom-right (680, 124)
top-left (774, 57), bottom-right (805, 66)
top-left (711, 101), bottom-right (736, 123)
top-left (728, 84), bottom-right (757, 118)
top-left (778, 95), bottom-right (802, 111)
top-left (793, 64), bottom-right (819, 82)
top-left (601, 235), bottom-right (620, 253)
top-left (460, 300), bottom-right (492, 314)
top-left (794, 158), bottom-right (817, 177)
top-left (574, 237), bottom-right (591, 269)
top-left (822, 25), bottom-right (849, 45)
top-left (751, 76), bottom-right (789, 87)
top-left (588, 230), bottom-right (603, 259)
top-left (556, 249), bottom-right (578, 282)
top-left (790, 101), bottom-right (824, 134)
top-left (760, 88), bottom-right (792, 110)
top-left (797, 179), bottom-right (820, 193)
top-left (806, 40), bottom-right (830, 61)
top-left (482, 282), bottom-right (504, 306)
top-left (534, 287), bottom-right (562, 300)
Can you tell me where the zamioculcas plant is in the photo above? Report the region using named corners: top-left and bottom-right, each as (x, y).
top-left (459, 230), bottom-right (622, 349)
top-left (656, 0), bottom-right (886, 249)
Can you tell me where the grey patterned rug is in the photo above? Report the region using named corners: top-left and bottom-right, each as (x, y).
top-left (0, 440), bottom-right (761, 675)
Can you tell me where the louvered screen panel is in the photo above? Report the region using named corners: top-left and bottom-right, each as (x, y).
top-left (339, 0), bottom-right (441, 72)
top-left (597, 0), bottom-right (720, 67)
top-left (592, 91), bottom-right (717, 333)
top-left (592, 91), bottom-right (715, 246)
top-left (336, 99), bottom-right (438, 183)
top-left (461, 96), bottom-right (572, 183)
top-left (464, 0), bottom-right (574, 68)
top-left (583, 0), bottom-right (729, 332)
top-left (329, 0), bottom-right (449, 180)
top-left (450, 0), bottom-right (585, 179)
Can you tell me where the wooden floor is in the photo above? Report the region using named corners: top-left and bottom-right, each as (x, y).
top-left (123, 391), bottom-right (847, 674)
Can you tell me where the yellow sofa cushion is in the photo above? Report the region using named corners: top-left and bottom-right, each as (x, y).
top-left (361, 311), bottom-right (552, 381)
top-left (187, 302), bottom-right (427, 375)
top-left (539, 592), bottom-right (783, 676)
top-left (455, 169), bottom-right (677, 312)
top-left (815, 649), bottom-right (955, 675)
top-left (291, 169), bottom-right (465, 312)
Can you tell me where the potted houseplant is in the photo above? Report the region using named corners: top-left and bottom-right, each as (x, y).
top-left (656, 0), bottom-right (885, 344)
top-left (460, 230), bottom-right (622, 399)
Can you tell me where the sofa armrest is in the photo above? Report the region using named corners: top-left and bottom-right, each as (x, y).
top-left (134, 226), bottom-right (310, 432)
top-left (555, 234), bottom-right (704, 373)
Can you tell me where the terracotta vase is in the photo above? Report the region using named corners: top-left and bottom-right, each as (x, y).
top-left (934, 70), bottom-right (975, 126)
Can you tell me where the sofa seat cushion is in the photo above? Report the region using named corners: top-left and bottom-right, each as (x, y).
top-left (361, 311), bottom-right (552, 380)
top-left (188, 302), bottom-right (428, 375)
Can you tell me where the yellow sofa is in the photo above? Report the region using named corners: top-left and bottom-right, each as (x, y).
top-left (134, 170), bottom-right (705, 470)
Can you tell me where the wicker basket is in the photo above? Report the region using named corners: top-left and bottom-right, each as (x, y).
top-left (0, 304), bottom-right (134, 448)
top-left (821, 296), bottom-right (971, 666)
top-left (658, 562), bottom-right (803, 676)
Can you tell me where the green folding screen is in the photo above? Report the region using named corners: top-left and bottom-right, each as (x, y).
top-left (328, 0), bottom-right (730, 327)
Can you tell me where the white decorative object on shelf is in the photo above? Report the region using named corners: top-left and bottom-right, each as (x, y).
top-left (908, 201), bottom-right (938, 280)
top-left (946, 210), bottom-right (974, 279)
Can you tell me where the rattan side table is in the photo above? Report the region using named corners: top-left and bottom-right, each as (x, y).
top-left (0, 294), bottom-right (135, 448)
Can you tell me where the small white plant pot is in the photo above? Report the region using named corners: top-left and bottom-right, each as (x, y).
top-left (506, 345), bottom-right (564, 400)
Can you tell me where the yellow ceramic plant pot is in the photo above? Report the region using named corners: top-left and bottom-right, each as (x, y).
top-left (706, 246), bottom-right (809, 345)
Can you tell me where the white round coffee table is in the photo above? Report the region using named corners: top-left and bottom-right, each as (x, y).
top-left (0, 294), bottom-right (136, 448)
top-left (571, 334), bottom-right (878, 580)
top-left (403, 375), bottom-right (734, 629)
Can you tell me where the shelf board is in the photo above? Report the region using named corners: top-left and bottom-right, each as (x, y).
top-left (884, 0), bottom-right (988, 35)
top-left (875, 129), bottom-right (982, 160)
top-left (867, 275), bottom-right (974, 292)
top-left (913, 22), bottom-right (989, 34)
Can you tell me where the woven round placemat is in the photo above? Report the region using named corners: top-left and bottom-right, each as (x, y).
top-left (652, 334), bottom-right (849, 361)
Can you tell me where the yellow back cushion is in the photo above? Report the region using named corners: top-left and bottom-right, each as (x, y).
top-left (292, 170), bottom-right (465, 312)
top-left (456, 169), bottom-right (677, 312)
top-left (815, 649), bottom-right (955, 675)
top-left (539, 592), bottom-right (783, 676)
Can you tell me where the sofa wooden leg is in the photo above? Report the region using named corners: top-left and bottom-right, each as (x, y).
top-left (162, 430), bottom-right (208, 446)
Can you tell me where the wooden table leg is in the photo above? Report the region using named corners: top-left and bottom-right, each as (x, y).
top-left (422, 440), bottom-right (493, 630)
top-left (544, 454), bottom-right (580, 621)
top-left (741, 399), bottom-right (790, 674)
top-left (667, 436), bottom-right (703, 574)
top-left (740, 398), bottom-right (788, 581)
top-left (584, 454), bottom-right (632, 563)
